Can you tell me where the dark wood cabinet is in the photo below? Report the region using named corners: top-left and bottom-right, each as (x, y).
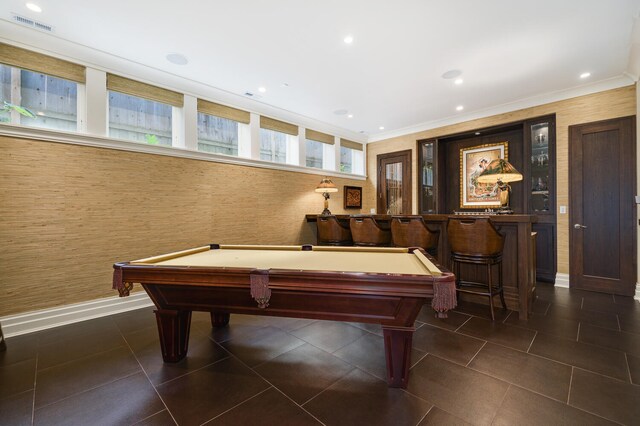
top-left (417, 115), bottom-right (557, 283)
top-left (524, 117), bottom-right (557, 282)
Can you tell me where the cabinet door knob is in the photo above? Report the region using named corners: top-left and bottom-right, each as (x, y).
top-left (573, 223), bottom-right (587, 229)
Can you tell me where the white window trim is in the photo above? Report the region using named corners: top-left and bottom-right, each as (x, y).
top-left (1, 59), bottom-right (367, 177)
top-left (322, 142), bottom-right (335, 171)
top-left (0, 123), bottom-right (366, 180)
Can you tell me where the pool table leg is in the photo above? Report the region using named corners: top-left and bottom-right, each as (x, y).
top-left (382, 326), bottom-right (414, 388)
top-left (210, 312), bottom-right (230, 327)
top-left (154, 309), bottom-right (192, 362)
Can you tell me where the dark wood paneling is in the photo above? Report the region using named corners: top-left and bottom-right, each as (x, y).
top-left (532, 221), bottom-right (556, 282)
top-left (417, 117), bottom-right (556, 282)
top-left (442, 129), bottom-right (524, 213)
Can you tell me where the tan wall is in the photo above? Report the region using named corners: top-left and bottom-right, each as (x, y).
top-left (364, 85), bottom-right (637, 276)
top-left (0, 136), bottom-right (363, 316)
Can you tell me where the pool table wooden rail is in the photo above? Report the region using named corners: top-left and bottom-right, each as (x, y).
top-left (113, 245), bottom-right (456, 388)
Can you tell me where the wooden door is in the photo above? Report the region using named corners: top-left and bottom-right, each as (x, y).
top-left (377, 150), bottom-right (412, 214)
top-left (569, 116), bottom-right (636, 295)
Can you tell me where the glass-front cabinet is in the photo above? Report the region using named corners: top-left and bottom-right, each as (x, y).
top-left (526, 116), bottom-right (556, 282)
top-left (530, 122), bottom-right (552, 213)
top-left (418, 140), bottom-right (437, 213)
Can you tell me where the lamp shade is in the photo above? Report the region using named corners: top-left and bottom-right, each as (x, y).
top-left (315, 177), bottom-right (338, 193)
top-left (476, 159), bottom-right (523, 184)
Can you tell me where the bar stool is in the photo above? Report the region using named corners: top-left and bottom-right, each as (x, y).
top-left (447, 217), bottom-right (507, 320)
top-left (350, 216), bottom-right (391, 247)
top-left (317, 215), bottom-right (353, 246)
top-left (390, 216), bottom-right (439, 255)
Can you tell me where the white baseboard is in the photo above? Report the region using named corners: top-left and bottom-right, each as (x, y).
top-left (636, 283), bottom-right (640, 301)
top-left (554, 273), bottom-right (570, 288)
top-left (0, 292), bottom-right (153, 338)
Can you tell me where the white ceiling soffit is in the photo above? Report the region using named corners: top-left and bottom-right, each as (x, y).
top-left (1, 0), bottom-right (639, 142)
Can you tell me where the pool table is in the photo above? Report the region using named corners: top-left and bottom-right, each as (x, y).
top-left (113, 244), bottom-right (456, 388)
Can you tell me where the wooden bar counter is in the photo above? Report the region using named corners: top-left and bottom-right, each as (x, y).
top-left (306, 214), bottom-right (537, 319)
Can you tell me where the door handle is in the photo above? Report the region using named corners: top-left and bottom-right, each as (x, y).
top-left (573, 224), bottom-right (588, 229)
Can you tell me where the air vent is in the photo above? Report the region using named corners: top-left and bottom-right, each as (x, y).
top-left (12, 14), bottom-right (54, 32)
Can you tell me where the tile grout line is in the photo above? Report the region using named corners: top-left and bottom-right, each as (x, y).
top-left (200, 387), bottom-right (274, 426)
top-left (33, 370), bottom-right (142, 412)
top-left (218, 343), bottom-right (327, 426)
top-left (525, 330), bottom-right (538, 353)
top-left (624, 353), bottom-right (633, 384)
top-left (30, 353), bottom-right (38, 426)
top-left (132, 409), bottom-right (169, 425)
top-left (567, 366), bottom-right (574, 404)
top-left (576, 322), bottom-right (580, 342)
top-left (488, 383), bottom-right (511, 425)
top-left (453, 315), bottom-right (473, 333)
top-left (415, 405), bottom-right (433, 426)
top-left (465, 340), bottom-right (487, 367)
top-left (119, 326), bottom-right (181, 426)
top-left (501, 309), bottom-right (513, 324)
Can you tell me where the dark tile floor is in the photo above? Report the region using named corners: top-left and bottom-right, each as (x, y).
top-left (1, 283), bottom-right (639, 425)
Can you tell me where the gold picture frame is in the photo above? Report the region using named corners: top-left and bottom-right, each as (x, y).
top-left (460, 142), bottom-right (508, 209)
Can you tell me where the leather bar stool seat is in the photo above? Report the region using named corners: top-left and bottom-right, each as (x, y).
top-left (317, 215), bottom-right (353, 246)
top-left (390, 216), bottom-right (439, 255)
top-left (350, 216), bottom-right (391, 247)
top-left (447, 217), bottom-right (507, 321)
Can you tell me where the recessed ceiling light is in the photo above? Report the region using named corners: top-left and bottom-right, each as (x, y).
top-left (347, 114), bottom-right (353, 118)
top-left (580, 72), bottom-right (591, 79)
top-left (26, 3), bottom-right (42, 12)
top-left (475, 132), bottom-right (481, 135)
top-left (442, 69), bottom-right (462, 79)
top-left (454, 78), bottom-right (464, 85)
top-left (258, 87), bottom-right (266, 93)
top-left (166, 53), bottom-right (188, 65)
top-left (456, 105), bottom-right (464, 111)
top-left (344, 35), bottom-right (354, 44)
top-left (379, 126), bottom-right (385, 130)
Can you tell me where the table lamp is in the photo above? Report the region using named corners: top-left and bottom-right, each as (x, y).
top-left (315, 177), bottom-right (338, 215)
top-left (477, 159), bottom-right (523, 214)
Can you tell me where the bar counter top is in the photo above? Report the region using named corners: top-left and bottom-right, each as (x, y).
top-left (305, 213), bottom-right (537, 319)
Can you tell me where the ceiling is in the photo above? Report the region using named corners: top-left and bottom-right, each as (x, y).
top-left (1, 0), bottom-right (640, 141)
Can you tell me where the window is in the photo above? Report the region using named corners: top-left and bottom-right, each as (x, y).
top-left (107, 74), bottom-right (183, 146)
top-left (340, 139), bottom-right (364, 174)
top-left (108, 92), bottom-right (173, 146)
top-left (306, 139), bottom-right (323, 168)
top-left (305, 129), bottom-right (335, 169)
top-left (0, 43), bottom-right (84, 131)
top-left (260, 116), bottom-right (299, 164)
top-left (197, 99), bottom-right (250, 156)
top-left (260, 128), bottom-right (289, 163)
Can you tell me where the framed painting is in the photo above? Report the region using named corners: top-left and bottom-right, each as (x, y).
top-left (344, 186), bottom-right (362, 209)
top-left (460, 142), bottom-right (508, 208)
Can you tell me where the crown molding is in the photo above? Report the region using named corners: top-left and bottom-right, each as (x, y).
top-left (368, 75), bottom-right (635, 143)
top-left (0, 20), bottom-right (367, 144)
